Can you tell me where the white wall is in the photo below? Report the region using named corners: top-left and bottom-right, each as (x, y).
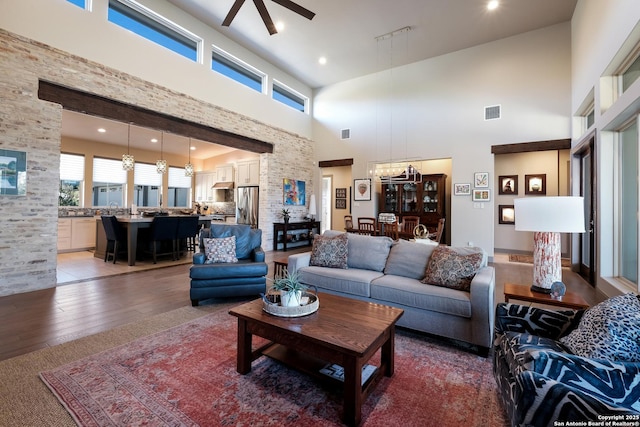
top-left (313, 23), bottom-right (573, 254)
top-left (0, 0), bottom-right (312, 139)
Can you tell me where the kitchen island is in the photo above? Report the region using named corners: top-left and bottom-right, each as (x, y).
top-left (95, 215), bottom-right (213, 266)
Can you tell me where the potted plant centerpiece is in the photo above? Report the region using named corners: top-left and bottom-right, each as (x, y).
top-left (272, 268), bottom-right (307, 307)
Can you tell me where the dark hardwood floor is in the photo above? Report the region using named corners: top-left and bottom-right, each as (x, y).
top-left (0, 250), bottom-right (604, 362)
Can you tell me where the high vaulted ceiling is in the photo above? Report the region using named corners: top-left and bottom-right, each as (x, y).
top-left (167, 0), bottom-right (578, 89)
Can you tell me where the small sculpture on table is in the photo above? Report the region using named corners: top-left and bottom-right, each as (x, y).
top-left (550, 281), bottom-right (566, 299)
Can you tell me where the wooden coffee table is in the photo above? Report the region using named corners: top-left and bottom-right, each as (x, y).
top-left (228, 293), bottom-right (404, 426)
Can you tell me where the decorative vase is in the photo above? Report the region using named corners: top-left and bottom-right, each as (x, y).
top-left (284, 216), bottom-right (290, 224)
top-left (280, 290), bottom-right (302, 307)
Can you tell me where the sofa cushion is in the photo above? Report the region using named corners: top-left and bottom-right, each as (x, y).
top-left (297, 266), bottom-right (383, 297)
top-left (560, 293), bottom-right (640, 362)
top-left (421, 246), bottom-right (483, 291)
top-left (371, 274), bottom-right (472, 317)
top-left (310, 233), bottom-right (348, 269)
top-left (203, 236), bottom-right (238, 263)
top-left (384, 239), bottom-right (436, 280)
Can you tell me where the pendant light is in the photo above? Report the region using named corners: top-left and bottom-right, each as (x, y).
top-left (122, 123), bottom-right (135, 171)
top-left (156, 131), bottom-right (167, 174)
top-left (184, 137), bottom-right (194, 177)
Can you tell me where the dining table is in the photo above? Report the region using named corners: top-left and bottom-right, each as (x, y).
top-left (106, 215), bottom-right (214, 266)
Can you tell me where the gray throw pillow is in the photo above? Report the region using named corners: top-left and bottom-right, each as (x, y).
top-left (560, 293), bottom-right (640, 362)
top-left (384, 239), bottom-right (436, 280)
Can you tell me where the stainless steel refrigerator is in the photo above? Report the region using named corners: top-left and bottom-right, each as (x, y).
top-left (236, 186), bottom-right (259, 229)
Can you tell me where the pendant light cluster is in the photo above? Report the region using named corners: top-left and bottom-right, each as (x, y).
top-left (122, 123), bottom-right (135, 171)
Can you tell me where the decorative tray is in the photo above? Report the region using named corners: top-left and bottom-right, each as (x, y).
top-left (262, 291), bottom-right (319, 318)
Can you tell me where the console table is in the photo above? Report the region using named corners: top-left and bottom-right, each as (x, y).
top-left (273, 221), bottom-right (320, 251)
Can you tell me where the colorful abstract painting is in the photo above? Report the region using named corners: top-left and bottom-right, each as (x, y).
top-left (283, 178), bottom-right (305, 206)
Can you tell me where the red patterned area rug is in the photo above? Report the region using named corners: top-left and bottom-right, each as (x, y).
top-left (40, 308), bottom-right (508, 426)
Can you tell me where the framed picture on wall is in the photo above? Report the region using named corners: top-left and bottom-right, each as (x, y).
top-left (283, 178), bottom-right (306, 205)
top-left (335, 198), bottom-right (347, 209)
top-left (498, 205), bottom-right (515, 224)
top-left (498, 175), bottom-right (518, 195)
top-left (472, 189), bottom-right (491, 202)
top-left (335, 188), bottom-right (347, 199)
top-left (474, 172), bottom-right (489, 188)
top-left (525, 174), bottom-right (546, 195)
top-left (453, 183), bottom-right (471, 196)
top-left (353, 178), bottom-right (371, 201)
top-left (0, 149), bottom-right (27, 196)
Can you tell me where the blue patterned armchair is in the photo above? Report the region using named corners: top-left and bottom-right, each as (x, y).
top-left (493, 302), bottom-right (640, 427)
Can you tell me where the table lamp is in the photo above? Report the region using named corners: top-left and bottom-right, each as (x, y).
top-left (308, 194), bottom-right (317, 220)
top-left (514, 196), bottom-right (585, 293)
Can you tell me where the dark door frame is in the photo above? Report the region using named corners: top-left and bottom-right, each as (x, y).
top-left (573, 134), bottom-right (597, 286)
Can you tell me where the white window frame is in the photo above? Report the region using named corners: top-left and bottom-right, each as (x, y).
top-left (211, 44), bottom-right (266, 93)
top-left (272, 79), bottom-right (308, 113)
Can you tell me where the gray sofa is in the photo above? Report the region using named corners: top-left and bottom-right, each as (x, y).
top-left (288, 230), bottom-right (495, 353)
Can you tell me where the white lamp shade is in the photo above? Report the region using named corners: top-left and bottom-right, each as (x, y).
top-left (514, 197), bottom-right (585, 233)
top-left (308, 194), bottom-right (317, 216)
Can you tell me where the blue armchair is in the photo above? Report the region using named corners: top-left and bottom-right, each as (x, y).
top-left (493, 302), bottom-right (640, 427)
top-left (189, 224), bottom-right (267, 306)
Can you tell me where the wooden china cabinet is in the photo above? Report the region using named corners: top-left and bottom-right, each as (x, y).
top-left (380, 173), bottom-right (447, 231)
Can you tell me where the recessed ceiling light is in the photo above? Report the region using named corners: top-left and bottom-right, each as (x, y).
top-left (97, 128), bottom-right (106, 133)
top-left (487, 0), bottom-right (499, 10)
top-left (151, 138), bottom-right (158, 143)
top-left (275, 21), bottom-right (285, 32)
top-left (190, 146), bottom-right (196, 151)
top-left (318, 56), bottom-right (327, 65)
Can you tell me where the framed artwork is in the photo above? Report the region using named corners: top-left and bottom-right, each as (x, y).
top-left (353, 178), bottom-right (371, 201)
top-left (498, 205), bottom-right (515, 224)
top-left (472, 189), bottom-right (491, 202)
top-left (453, 183), bottom-right (471, 196)
top-left (335, 188), bottom-right (347, 199)
top-left (0, 149), bottom-right (27, 196)
top-left (335, 198), bottom-right (347, 209)
top-left (525, 174), bottom-right (546, 195)
top-left (283, 178), bottom-right (306, 206)
top-left (474, 172), bottom-right (489, 188)
top-left (498, 175), bottom-right (518, 195)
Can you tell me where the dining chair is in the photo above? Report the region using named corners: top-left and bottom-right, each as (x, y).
top-left (357, 217), bottom-right (377, 235)
top-left (382, 218), bottom-right (400, 240)
top-left (101, 215), bottom-right (127, 264)
top-left (428, 218), bottom-right (446, 244)
top-left (344, 215), bottom-right (354, 231)
top-left (401, 216), bottom-right (420, 235)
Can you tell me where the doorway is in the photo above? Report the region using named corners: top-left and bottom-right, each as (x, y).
top-left (321, 176), bottom-right (332, 233)
top-left (575, 136), bottom-right (597, 286)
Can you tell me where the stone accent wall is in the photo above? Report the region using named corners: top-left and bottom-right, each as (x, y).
top-left (0, 29), bottom-right (314, 297)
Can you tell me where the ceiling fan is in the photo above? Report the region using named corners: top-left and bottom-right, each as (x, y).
top-left (222, 0), bottom-right (316, 35)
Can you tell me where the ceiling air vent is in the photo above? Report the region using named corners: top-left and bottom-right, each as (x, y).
top-left (484, 105), bottom-right (501, 121)
top-left (341, 128), bottom-right (351, 140)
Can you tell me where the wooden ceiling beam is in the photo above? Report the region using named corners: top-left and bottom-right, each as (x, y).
top-left (318, 158), bottom-right (354, 168)
top-left (38, 80), bottom-right (273, 154)
top-left (491, 139), bottom-right (571, 154)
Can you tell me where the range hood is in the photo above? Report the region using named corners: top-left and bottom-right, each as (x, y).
top-left (211, 182), bottom-right (234, 190)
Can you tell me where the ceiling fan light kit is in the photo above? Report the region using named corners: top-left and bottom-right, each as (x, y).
top-left (222, 0), bottom-right (315, 35)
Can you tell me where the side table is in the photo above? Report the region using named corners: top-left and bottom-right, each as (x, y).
top-left (504, 283), bottom-right (589, 310)
top-left (273, 257), bottom-right (288, 279)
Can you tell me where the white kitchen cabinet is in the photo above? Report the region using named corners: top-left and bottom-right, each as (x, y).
top-left (71, 217), bottom-right (97, 249)
top-left (236, 160), bottom-right (260, 186)
top-left (57, 218), bottom-right (72, 251)
top-left (216, 164), bottom-right (234, 182)
top-left (195, 171), bottom-right (216, 201)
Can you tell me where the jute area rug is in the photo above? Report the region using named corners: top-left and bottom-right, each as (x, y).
top-left (509, 253), bottom-right (571, 268)
top-left (3, 304), bottom-right (508, 426)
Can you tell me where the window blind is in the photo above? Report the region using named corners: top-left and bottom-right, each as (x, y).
top-left (93, 158), bottom-right (126, 183)
top-left (169, 167), bottom-right (192, 188)
top-left (60, 153), bottom-right (85, 181)
top-left (134, 162), bottom-right (162, 186)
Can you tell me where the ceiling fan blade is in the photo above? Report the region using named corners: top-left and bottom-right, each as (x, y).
top-left (253, 0), bottom-right (277, 35)
top-left (270, 0), bottom-right (315, 20)
top-left (222, 0), bottom-right (246, 27)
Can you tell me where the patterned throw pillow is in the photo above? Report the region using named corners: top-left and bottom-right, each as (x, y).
top-left (560, 293), bottom-right (640, 362)
top-left (421, 246), bottom-right (483, 292)
top-left (203, 236), bottom-right (238, 264)
top-left (309, 233), bottom-right (348, 269)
